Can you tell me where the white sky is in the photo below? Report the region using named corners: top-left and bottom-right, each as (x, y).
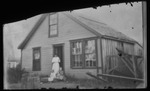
top-left (4, 2), bottom-right (143, 59)
top-left (73, 2), bottom-right (142, 44)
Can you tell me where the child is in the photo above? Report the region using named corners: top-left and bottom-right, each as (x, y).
top-left (56, 67), bottom-right (66, 81)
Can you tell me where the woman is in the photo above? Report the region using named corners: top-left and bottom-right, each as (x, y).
top-left (48, 54), bottom-right (60, 82)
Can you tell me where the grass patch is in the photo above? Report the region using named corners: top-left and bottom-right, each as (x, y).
top-left (65, 74), bottom-right (103, 88)
top-left (7, 63), bottom-right (28, 84)
top-left (65, 74), bottom-right (139, 89)
top-left (7, 83), bottom-right (22, 89)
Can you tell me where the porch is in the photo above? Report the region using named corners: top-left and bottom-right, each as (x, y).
top-left (87, 48), bottom-right (144, 88)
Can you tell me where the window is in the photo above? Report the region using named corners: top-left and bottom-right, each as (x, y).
top-left (49, 13), bottom-right (58, 37)
top-left (70, 38), bottom-right (97, 68)
top-left (34, 49), bottom-right (40, 59)
top-left (71, 41), bottom-right (83, 68)
top-left (85, 40), bottom-right (96, 67)
top-left (33, 47), bottom-right (41, 71)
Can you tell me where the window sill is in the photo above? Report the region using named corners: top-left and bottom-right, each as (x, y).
top-left (84, 67), bottom-right (97, 69)
top-left (32, 70), bottom-right (41, 71)
top-left (71, 67), bottom-right (97, 69)
top-left (71, 67), bottom-right (83, 69)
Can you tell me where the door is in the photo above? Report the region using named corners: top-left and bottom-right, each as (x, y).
top-left (53, 44), bottom-right (64, 71)
top-left (33, 47), bottom-right (41, 71)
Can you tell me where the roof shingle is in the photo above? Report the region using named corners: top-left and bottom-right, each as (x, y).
top-left (67, 12), bottom-right (136, 42)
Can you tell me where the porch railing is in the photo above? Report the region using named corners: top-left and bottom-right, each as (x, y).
top-left (104, 53), bottom-right (143, 79)
top-left (105, 55), bottom-right (120, 74)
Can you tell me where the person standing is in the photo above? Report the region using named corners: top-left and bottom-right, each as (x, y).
top-left (48, 54), bottom-right (60, 82)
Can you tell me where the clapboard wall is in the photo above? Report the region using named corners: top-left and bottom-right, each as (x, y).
top-left (101, 38), bottom-right (134, 74)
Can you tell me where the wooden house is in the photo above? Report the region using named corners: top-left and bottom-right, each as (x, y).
top-left (7, 59), bottom-right (19, 68)
top-left (18, 11), bottom-right (142, 79)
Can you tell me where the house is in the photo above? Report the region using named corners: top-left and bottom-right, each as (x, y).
top-left (18, 11), bottom-right (142, 79)
top-left (7, 59), bottom-right (20, 68)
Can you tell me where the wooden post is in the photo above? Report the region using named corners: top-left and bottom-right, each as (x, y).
top-left (96, 38), bottom-right (99, 76)
top-left (20, 49), bottom-right (23, 69)
top-left (100, 38), bottom-right (104, 74)
top-left (132, 55), bottom-right (137, 78)
top-left (97, 73), bottom-right (144, 82)
top-left (142, 1), bottom-right (147, 88)
top-left (86, 72), bottom-right (108, 83)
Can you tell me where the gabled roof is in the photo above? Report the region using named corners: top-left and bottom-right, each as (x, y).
top-left (18, 14), bottom-right (47, 49)
top-left (18, 12), bottom-right (138, 49)
top-left (64, 12), bottom-right (137, 43)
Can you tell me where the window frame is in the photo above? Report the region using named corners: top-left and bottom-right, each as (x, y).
top-left (84, 39), bottom-right (97, 68)
top-left (48, 13), bottom-right (58, 38)
top-left (70, 37), bottom-right (98, 69)
top-left (32, 47), bottom-right (41, 71)
top-left (70, 40), bottom-right (84, 69)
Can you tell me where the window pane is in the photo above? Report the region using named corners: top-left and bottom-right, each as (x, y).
top-left (50, 14), bottom-right (57, 25)
top-left (50, 25), bottom-right (57, 35)
top-left (85, 40), bottom-right (95, 53)
top-left (34, 50), bottom-right (40, 60)
top-left (72, 41), bottom-right (82, 67)
top-left (72, 41), bottom-right (82, 55)
top-left (85, 40), bottom-right (96, 67)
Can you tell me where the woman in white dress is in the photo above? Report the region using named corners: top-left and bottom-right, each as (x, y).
top-left (48, 54), bottom-right (60, 82)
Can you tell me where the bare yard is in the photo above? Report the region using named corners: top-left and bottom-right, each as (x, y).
top-left (6, 74), bottom-right (143, 89)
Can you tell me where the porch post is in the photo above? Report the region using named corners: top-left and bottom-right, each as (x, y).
top-left (20, 49), bottom-right (23, 69)
top-left (96, 38), bottom-right (98, 76)
top-left (100, 37), bottom-right (103, 74)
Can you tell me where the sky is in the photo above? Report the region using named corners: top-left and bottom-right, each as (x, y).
top-left (73, 2), bottom-right (142, 44)
top-left (4, 15), bottom-right (41, 59)
top-left (3, 2), bottom-right (143, 60)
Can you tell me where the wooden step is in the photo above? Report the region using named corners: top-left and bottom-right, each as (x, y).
top-left (40, 77), bottom-right (65, 84)
top-left (40, 77), bottom-right (49, 83)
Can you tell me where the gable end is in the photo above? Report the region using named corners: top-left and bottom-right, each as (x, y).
top-left (18, 14), bottom-right (47, 49)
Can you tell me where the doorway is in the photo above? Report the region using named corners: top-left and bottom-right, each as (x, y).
top-left (53, 44), bottom-right (64, 71)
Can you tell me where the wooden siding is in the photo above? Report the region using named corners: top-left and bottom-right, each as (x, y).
top-left (123, 43), bottom-right (134, 55)
top-left (22, 48), bottom-right (33, 72)
top-left (22, 12), bottom-right (97, 78)
top-left (41, 47), bottom-right (53, 74)
top-left (101, 38), bottom-right (135, 74)
top-left (134, 43), bottom-right (143, 56)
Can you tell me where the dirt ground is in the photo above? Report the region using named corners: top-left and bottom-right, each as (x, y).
top-left (7, 81), bottom-right (80, 89)
top-left (6, 81), bottom-right (143, 89)
top-left (6, 77), bottom-right (144, 89)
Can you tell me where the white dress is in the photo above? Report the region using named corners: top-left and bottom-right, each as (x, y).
top-left (48, 56), bottom-right (60, 81)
